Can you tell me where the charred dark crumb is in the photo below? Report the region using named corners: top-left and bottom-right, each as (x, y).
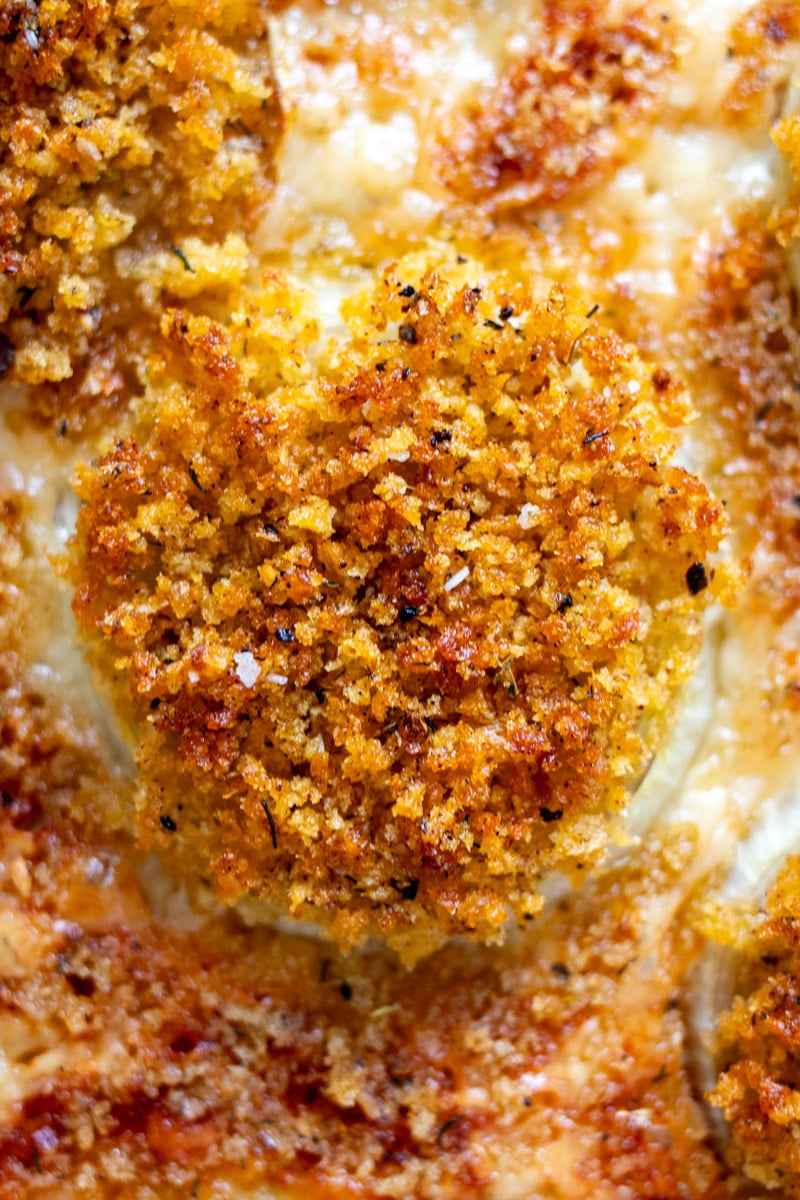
top-left (275, 628), bottom-right (296, 643)
top-left (398, 324), bottom-right (418, 344)
top-left (540, 807), bottom-right (564, 823)
top-left (398, 605), bottom-right (420, 623)
top-left (430, 428), bottom-right (452, 447)
top-left (160, 814), bottom-right (177, 832)
top-left (390, 878), bottom-right (419, 901)
top-left (16, 284), bottom-right (37, 309)
top-left (339, 981), bottom-right (353, 1001)
top-left (0, 332), bottom-right (15, 378)
top-left (557, 593), bottom-right (573, 614)
top-left (398, 284), bottom-right (416, 298)
top-left (262, 800), bottom-right (278, 849)
top-left (499, 305), bottom-right (514, 320)
top-left (686, 562), bottom-right (708, 595)
top-left (551, 962), bottom-right (570, 979)
top-left (583, 429), bottom-right (610, 446)
top-left (437, 1116), bottom-right (465, 1149)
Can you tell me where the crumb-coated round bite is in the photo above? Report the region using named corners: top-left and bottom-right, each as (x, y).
top-left (70, 254), bottom-right (732, 957)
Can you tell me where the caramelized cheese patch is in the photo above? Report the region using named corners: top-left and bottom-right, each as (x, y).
top-left (436, 1), bottom-right (674, 211)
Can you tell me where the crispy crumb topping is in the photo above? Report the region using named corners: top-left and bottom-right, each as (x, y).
top-left (773, 92), bottom-right (800, 250)
top-left (436, 1), bottom-right (673, 211)
top-left (69, 255), bottom-right (730, 954)
top-left (0, 448), bottom-right (727, 1200)
top-left (709, 857), bottom-right (800, 1196)
top-left (723, 0), bottom-right (800, 126)
top-left (0, 0), bottom-right (281, 434)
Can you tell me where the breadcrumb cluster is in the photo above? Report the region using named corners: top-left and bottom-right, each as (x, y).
top-left (71, 255), bottom-right (730, 953)
top-left (710, 857), bottom-right (800, 1196)
top-left (0, 0), bottom-right (280, 432)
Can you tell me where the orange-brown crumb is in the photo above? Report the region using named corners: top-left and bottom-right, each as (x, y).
top-left (436, 1), bottom-right (673, 212)
top-left (709, 857), bottom-right (800, 1195)
top-left (0, 447), bottom-right (727, 1199)
top-left (0, 0), bottom-right (281, 434)
top-left (683, 225), bottom-right (800, 614)
top-left (0, 796), bottom-right (729, 1200)
top-left (723, 0), bottom-right (800, 126)
top-left (773, 94), bottom-right (800, 248)
top-left (69, 254), bottom-right (730, 955)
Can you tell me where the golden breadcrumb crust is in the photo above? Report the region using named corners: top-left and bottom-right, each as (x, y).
top-left (774, 98), bottom-right (800, 249)
top-left (69, 254), bottom-right (730, 955)
top-left (436, 1), bottom-right (674, 211)
top-left (723, 0), bottom-right (800, 126)
top-left (684, 224), bottom-right (800, 1197)
top-left (0, 0), bottom-right (281, 434)
top-left (684, 225), bottom-right (800, 622)
top-left (709, 857), bottom-right (800, 1196)
top-left (0, 817), bottom-right (731, 1200)
top-left (1, 489), bottom-right (731, 1200)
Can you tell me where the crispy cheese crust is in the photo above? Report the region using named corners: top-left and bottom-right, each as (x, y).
top-left (0, 0), bottom-right (281, 433)
top-left (436, 1), bottom-right (673, 211)
top-left (69, 255), bottom-right (729, 953)
top-left (709, 858), bottom-right (800, 1196)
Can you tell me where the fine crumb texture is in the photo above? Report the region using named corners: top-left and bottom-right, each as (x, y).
top-left (69, 254), bottom-right (731, 955)
top-left (708, 857), bottom-right (800, 1196)
top-left (0, 800), bottom-right (729, 1200)
top-left (773, 85), bottom-right (800, 249)
top-left (436, 0), bottom-right (674, 211)
top-left (0, 0), bottom-right (281, 434)
top-left (723, 0), bottom-right (800, 126)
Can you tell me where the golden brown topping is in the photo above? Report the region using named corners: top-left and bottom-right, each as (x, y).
top-left (68, 255), bottom-right (730, 955)
top-left (0, 0), bottom-right (281, 434)
top-left (723, 0), bottom-right (800, 126)
top-left (684, 225), bottom-right (800, 614)
top-left (436, 1), bottom-right (673, 211)
top-left (773, 97), bottom-right (800, 250)
top-left (0, 802), bottom-right (729, 1200)
top-left (709, 857), bottom-right (800, 1195)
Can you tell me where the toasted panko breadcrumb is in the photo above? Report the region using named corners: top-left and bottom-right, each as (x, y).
top-left (0, 0), bottom-right (281, 433)
top-left (0, 461), bottom-right (726, 1199)
top-left (70, 254), bottom-right (731, 956)
top-left (709, 857), bottom-right (800, 1195)
top-left (436, 0), bottom-right (673, 211)
top-left (0, 803), bottom-right (729, 1200)
top-left (723, 1), bottom-right (800, 125)
top-left (774, 95), bottom-right (800, 249)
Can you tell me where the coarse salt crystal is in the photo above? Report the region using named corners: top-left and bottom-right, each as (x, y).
top-left (444, 565), bottom-right (470, 592)
top-left (627, 379), bottom-right (641, 395)
top-left (234, 651), bottom-right (261, 688)
top-left (265, 673), bottom-right (289, 686)
top-left (519, 503), bottom-right (540, 530)
top-left (75, 136), bottom-right (102, 162)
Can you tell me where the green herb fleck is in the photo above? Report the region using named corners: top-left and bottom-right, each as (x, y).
top-left (168, 243), bottom-right (195, 274)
